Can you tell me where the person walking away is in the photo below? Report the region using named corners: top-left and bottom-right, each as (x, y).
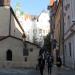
top-left (47, 54), bottom-right (53, 75)
top-left (38, 55), bottom-right (45, 75)
top-left (56, 56), bottom-right (62, 67)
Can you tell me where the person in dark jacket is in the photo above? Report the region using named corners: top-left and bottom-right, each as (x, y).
top-left (56, 56), bottom-right (62, 67)
top-left (38, 55), bottom-right (45, 75)
top-left (47, 54), bottom-right (53, 75)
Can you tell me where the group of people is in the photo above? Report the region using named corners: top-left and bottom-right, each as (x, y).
top-left (36, 52), bottom-right (53, 75)
top-left (36, 51), bottom-right (62, 75)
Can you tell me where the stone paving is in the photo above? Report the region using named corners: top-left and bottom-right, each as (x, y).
top-left (0, 68), bottom-right (39, 75)
top-left (44, 65), bottom-right (75, 75)
top-left (0, 65), bottom-right (75, 75)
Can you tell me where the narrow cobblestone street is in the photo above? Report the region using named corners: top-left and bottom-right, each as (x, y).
top-left (44, 65), bottom-right (75, 75)
top-left (0, 65), bottom-right (75, 75)
top-left (0, 68), bottom-right (39, 75)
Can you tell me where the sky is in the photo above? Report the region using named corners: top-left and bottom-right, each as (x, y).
top-left (11, 0), bottom-right (50, 15)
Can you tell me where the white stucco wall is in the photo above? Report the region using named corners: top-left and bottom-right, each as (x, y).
top-left (0, 37), bottom-right (24, 68)
top-left (64, 0), bottom-right (75, 68)
top-left (0, 37), bottom-right (40, 68)
top-left (25, 42), bottom-right (40, 68)
top-left (71, 0), bottom-right (75, 21)
top-left (64, 35), bottom-right (75, 68)
top-left (11, 12), bottom-right (23, 39)
top-left (0, 6), bottom-right (40, 69)
top-left (0, 6), bottom-right (23, 39)
top-left (0, 6), bottom-right (10, 36)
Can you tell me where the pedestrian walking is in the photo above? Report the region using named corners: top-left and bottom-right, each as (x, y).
top-left (47, 54), bottom-right (53, 75)
top-left (38, 54), bottom-right (45, 75)
top-left (56, 56), bottom-right (62, 67)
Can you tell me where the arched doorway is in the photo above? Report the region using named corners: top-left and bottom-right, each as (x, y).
top-left (6, 49), bottom-right (12, 61)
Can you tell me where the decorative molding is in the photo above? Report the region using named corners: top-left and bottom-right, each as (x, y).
top-left (0, 36), bottom-right (9, 41)
top-left (25, 41), bottom-right (41, 48)
top-left (0, 35), bottom-right (23, 42)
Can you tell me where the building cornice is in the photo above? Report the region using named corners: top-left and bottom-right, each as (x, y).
top-left (0, 35), bottom-right (23, 41)
top-left (64, 24), bottom-right (75, 40)
top-left (25, 41), bottom-right (41, 48)
top-left (10, 7), bottom-right (26, 39)
top-left (10, 7), bottom-right (25, 33)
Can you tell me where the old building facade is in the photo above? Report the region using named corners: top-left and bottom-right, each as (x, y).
top-left (54, 1), bottom-right (64, 63)
top-left (49, 0), bottom-right (64, 64)
top-left (0, 1), bottom-right (40, 68)
top-left (63, 0), bottom-right (75, 68)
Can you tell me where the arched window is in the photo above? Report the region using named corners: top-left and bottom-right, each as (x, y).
top-left (6, 49), bottom-right (12, 61)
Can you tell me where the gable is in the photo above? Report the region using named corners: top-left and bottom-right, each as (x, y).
top-left (0, 6), bottom-right (25, 40)
top-left (10, 7), bottom-right (25, 39)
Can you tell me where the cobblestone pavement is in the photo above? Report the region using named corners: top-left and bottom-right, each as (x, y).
top-left (44, 65), bottom-right (75, 75)
top-left (0, 65), bottom-right (75, 75)
top-left (0, 68), bottom-right (40, 75)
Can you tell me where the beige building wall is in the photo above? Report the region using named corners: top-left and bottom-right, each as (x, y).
top-left (0, 37), bottom-right (24, 68)
top-left (11, 13), bottom-right (23, 39)
top-left (26, 42), bottom-right (40, 67)
top-left (0, 37), bottom-right (40, 68)
top-left (54, 3), bottom-right (61, 50)
top-left (53, 2), bottom-right (63, 63)
top-left (0, 6), bottom-right (40, 69)
top-left (0, 6), bottom-right (23, 39)
top-left (0, 6), bottom-right (10, 36)
top-left (0, 38), bottom-right (40, 68)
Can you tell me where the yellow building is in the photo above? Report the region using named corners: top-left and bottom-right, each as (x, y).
top-left (54, 1), bottom-right (63, 62)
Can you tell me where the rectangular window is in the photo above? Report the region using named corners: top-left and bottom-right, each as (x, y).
top-left (23, 48), bottom-right (29, 56)
top-left (65, 45), bottom-right (67, 55)
top-left (69, 42), bottom-right (71, 56)
top-left (65, 3), bottom-right (70, 11)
